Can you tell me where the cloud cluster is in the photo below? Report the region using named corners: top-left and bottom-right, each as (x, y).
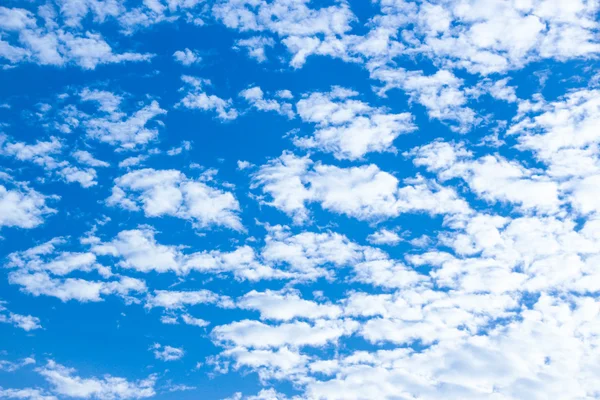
top-left (252, 152), bottom-right (470, 223)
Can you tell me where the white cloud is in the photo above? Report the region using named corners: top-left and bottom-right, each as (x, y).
top-left (166, 141), bottom-right (191, 156)
top-left (0, 180), bottom-right (56, 229)
top-left (0, 387), bottom-right (56, 400)
top-left (151, 344), bottom-right (184, 361)
top-left (294, 87), bottom-right (415, 159)
top-left (302, 294), bottom-right (600, 399)
top-left (73, 150), bottom-right (110, 167)
top-left (234, 36), bottom-right (275, 62)
top-left (7, 237), bottom-right (104, 276)
top-left (0, 301), bottom-right (42, 331)
top-left (240, 86), bottom-right (295, 118)
top-left (213, 0), bottom-right (356, 67)
top-left (367, 228), bottom-right (402, 245)
top-left (261, 226), bottom-right (383, 280)
top-left (6, 239), bottom-right (145, 303)
top-left (0, 7), bottom-right (154, 69)
top-left (409, 141), bottom-right (561, 214)
top-left (213, 0), bottom-right (354, 37)
top-left (145, 289), bottom-right (233, 310)
top-left (253, 152), bottom-right (470, 223)
top-left (352, 259), bottom-right (428, 289)
top-left (38, 360), bottom-right (156, 399)
top-left (510, 89), bottom-right (600, 177)
top-left (8, 270), bottom-right (146, 303)
top-left (212, 318), bottom-right (359, 349)
top-left (237, 160), bottom-right (253, 170)
top-left (89, 227), bottom-right (289, 280)
top-left (82, 94), bottom-right (166, 150)
top-left (107, 169), bottom-right (243, 231)
top-left (173, 48), bottom-right (201, 66)
top-left (237, 290), bottom-right (342, 321)
top-left (371, 68), bottom-right (478, 133)
top-left (118, 155), bottom-right (147, 169)
top-left (1, 136), bottom-right (98, 187)
top-left (180, 314), bottom-right (210, 327)
top-left (177, 76), bottom-right (238, 120)
top-left (366, 0), bottom-right (600, 75)
top-left (0, 357), bottom-right (36, 372)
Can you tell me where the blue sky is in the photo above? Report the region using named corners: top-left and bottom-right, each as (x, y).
top-left (1, 0), bottom-right (600, 399)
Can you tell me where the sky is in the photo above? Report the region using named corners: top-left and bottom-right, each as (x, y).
top-left (1, 0), bottom-right (600, 399)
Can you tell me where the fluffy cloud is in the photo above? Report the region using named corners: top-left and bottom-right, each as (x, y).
top-left (107, 168), bottom-right (243, 231)
top-left (6, 237), bottom-right (146, 302)
top-left (302, 294), bottom-right (600, 399)
top-left (253, 152), bottom-right (470, 223)
top-left (1, 136), bottom-right (98, 187)
top-left (367, 0), bottom-right (600, 75)
top-left (294, 87), bottom-right (415, 159)
top-left (0, 387), bottom-right (56, 400)
top-left (367, 228), bottom-right (402, 246)
top-left (37, 360), bottom-right (156, 399)
top-left (72, 150), bottom-right (110, 168)
top-left (0, 301), bottom-right (42, 331)
top-left (177, 76), bottom-right (238, 120)
top-left (212, 318), bottom-right (359, 349)
top-left (371, 68), bottom-right (478, 133)
top-left (240, 86), bottom-right (295, 118)
top-left (234, 36), bottom-right (275, 62)
top-left (151, 344), bottom-right (184, 361)
top-left (173, 48), bottom-right (201, 66)
top-left (0, 179), bottom-right (56, 229)
top-left (0, 6), bottom-right (153, 69)
top-left (145, 289), bottom-right (233, 310)
top-left (409, 140), bottom-right (561, 213)
top-left (80, 90), bottom-right (167, 149)
top-left (237, 290), bottom-right (342, 321)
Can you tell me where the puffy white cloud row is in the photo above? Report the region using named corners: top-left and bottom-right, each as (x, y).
top-left (252, 151), bottom-right (470, 223)
top-left (0, 6), bottom-right (153, 69)
top-left (0, 358), bottom-right (156, 400)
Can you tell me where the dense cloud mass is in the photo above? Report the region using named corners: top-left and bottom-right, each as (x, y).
top-left (1, 0), bottom-right (600, 399)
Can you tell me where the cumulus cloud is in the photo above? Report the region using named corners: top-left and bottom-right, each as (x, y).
top-left (409, 140), bottom-right (561, 214)
top-left (6, 237), bottom-right (146, 302)
top-left (212, 318), bottom-right (359, 349)
top-left (4, 1), bottom-right (600, 398)
top-left (234, 36), bottom-right (275, 62)
top-left (145, 289), bottom-right (233, 310)
top-left (173, 48), bottom-right (201, 66)
top-left (294, 87), bottom-right (415, 159)
top-left (240, 86), bottom-right (295, 118)
top-left (80, 90), bottom-right (167, 150)
top-left (371, 68), bottom-right (478, 133)
top-left (177, 76), bottom-right (238, 120)
top-left (252, 152), bottom-right (470, 223)
top-left (107, 168), bottom-right (243, 231)
top-left (367, 228), bottom-right (402, 246)
top-left (0, 6), bottom-right (153, 69)
top-left (0, 301), bottom-right (42, 331)
top-left (37, 360), bottom-right (156, 399)
top-left (237, 290), bottom-right (342, 321)
top-left (73, 150), bottom-right (110, 167)
top-left (0, 179), bottom-right (56, 229)
top-left (0, 387), bottom-right (56, 400)
top-left (151, 344), bottom-right (184, 361)
top-left (1, 136), bottom-right (98, 187)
